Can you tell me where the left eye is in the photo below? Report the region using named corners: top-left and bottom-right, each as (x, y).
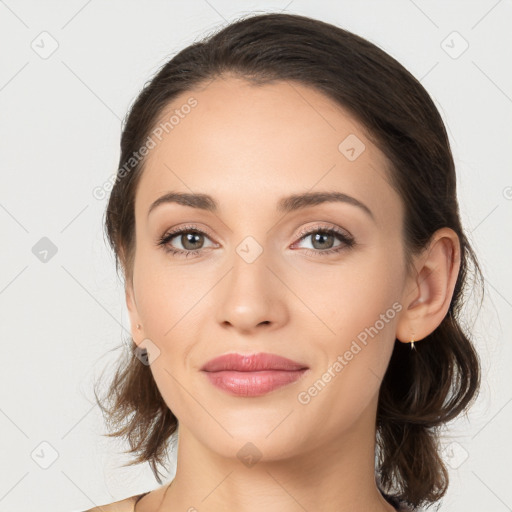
top-left (292, 227), bottom-right (355, 255)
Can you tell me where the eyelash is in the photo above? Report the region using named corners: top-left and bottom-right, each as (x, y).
top-left (156, 223), bottom-right (355, 258)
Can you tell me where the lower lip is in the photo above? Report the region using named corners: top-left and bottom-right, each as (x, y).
top-left (202, 369), bottom-right (308, 397)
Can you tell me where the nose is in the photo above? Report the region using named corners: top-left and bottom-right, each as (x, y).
top-left (214, 247), bottom-right (289, 334)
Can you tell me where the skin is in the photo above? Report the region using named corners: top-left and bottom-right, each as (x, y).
top-left (123, 75), bottom-right (461, 512)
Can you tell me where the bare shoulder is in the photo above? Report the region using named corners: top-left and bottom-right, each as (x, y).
top-left (80, 483), bottom-right (169, 512)
top-left (81, 494), bottom-right (140, 512)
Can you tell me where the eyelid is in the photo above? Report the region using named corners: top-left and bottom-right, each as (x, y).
top-left (294, 222), bottom-right (352, 241)
top-left (161, 223), bottom-right (216, 240)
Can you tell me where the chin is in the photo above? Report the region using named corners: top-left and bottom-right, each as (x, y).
top-left (192, 419), bottom-right (310, 463)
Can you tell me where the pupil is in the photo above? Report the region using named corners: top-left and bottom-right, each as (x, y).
top-left (313, 232), bottom-right (334, 250)
top-left (183, 232), bottom-right (203, 250)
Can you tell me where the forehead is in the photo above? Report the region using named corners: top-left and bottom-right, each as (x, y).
top-left (134, 76), bottom-right (400, 224)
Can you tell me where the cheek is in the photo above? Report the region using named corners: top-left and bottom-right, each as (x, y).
top-left (295, 246), bottom-right (403, 407)
top-left (132, 263), bottom-right (206, 418)
top-left (296, 288), bottom-right (400, 438)
top-left (133, 255), bottom-right (211, 340)
top-left (334, 267), bottom-right (401, 345)
top-left (290, 245), bottom-right (403, 343)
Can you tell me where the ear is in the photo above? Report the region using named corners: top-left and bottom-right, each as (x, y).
top-left (125, 281), bottom-right (145, 348)
top-left (396, 227), bottom-right (461, 344)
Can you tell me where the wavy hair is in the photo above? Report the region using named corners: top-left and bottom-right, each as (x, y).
top-left (94, 12), bottom-right (483, 510)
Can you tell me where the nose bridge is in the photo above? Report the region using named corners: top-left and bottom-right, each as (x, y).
top-left (215, 231), bottom-right (286, 330)
top-left (228, 234), bottom-right (272, 299)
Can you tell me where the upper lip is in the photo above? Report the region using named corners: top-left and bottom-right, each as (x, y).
top-left (201, 352), bottom-right (308, 372)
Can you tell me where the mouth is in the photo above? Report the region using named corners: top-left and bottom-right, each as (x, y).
top-left (201, 352), bottom-right (309, 397)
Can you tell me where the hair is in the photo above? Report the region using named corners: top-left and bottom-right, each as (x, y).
top-left (93, 12), bottom-right (483, 510)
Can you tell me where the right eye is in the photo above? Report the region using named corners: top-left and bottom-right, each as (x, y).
top-left (157, 224), bottom-right (217, 257)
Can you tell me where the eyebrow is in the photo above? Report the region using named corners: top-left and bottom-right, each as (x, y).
top-left (147, 190), bottom-right (374, 220)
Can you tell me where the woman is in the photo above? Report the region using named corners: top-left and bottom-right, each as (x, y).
top-left (88, 12), bottom-right (482, 512)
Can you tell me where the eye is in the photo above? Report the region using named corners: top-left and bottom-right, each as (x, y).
top-left (157, 223), bottom-right (355, 258)
top-left (157, 224), bottom-right (216, 258)
top-left (291, 225), bottom-right (355, 256)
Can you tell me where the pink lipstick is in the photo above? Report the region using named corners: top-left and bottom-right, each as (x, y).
top-left (201, 352), bottom-right (309, 397)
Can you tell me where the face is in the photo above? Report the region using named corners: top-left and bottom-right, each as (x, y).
top-left (126, 75), bottom-right (410, 461)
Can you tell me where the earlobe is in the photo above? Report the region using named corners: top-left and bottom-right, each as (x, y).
top-left (396, 228), bottom-right (461, 344)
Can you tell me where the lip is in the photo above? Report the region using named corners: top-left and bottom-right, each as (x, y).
top-left (201, 352), bottom-right (309, 397)
top-left (201, 352), bottom-right (308, 372)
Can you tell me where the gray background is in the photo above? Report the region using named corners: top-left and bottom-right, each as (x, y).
top-left (0, 1), bottom-right (511, 511)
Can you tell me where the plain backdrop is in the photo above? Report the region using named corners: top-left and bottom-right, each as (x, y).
top-left (0, 1), bottom-right (511, 511)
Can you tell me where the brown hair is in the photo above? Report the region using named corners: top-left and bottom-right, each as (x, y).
top-left (94, 12), bottom-right (483, 510)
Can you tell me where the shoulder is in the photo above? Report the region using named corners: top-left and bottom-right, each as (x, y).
top-left (80, 482), bottom-right (169, 512)
top-left (81, 493), bottom-right (145, 512)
